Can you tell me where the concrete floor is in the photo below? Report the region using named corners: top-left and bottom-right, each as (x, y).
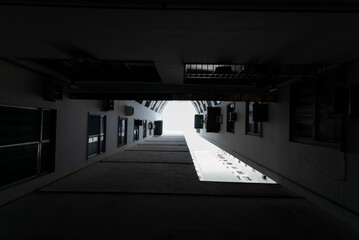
top-left (0, 135), bottom-right (358, 240)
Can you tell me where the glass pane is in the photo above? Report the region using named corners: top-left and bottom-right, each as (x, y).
top-left (0, 106), bottom-right (40, 145)
top-left (295, 124), bottom-right (313, 138)
top-left (42, 110), bottom-right (56, 141)
top-left (0, 144), bottom-right (38, 187)
top-left (100, 134), bottom-right (105, 153)
top-left (100, 116), bottom-right (106, 134)
top-left (88, 137), bottom-right (98, 156)
top-left (88, 115), bottom-right (100, 135)
top-left (40, 142), bottom-right (55, 174)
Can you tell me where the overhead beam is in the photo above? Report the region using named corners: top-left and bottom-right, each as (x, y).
top-left (70, 83), bottom-right (277, 102)
top-left (0, 1), bottom-right (358, 13)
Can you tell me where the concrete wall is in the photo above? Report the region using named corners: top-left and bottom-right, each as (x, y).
top-left (0, 60), bottom-right (160, 205)
top-left (199, 60), bottom-right (359, 227)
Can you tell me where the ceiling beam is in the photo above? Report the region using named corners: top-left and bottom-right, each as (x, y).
top-left (70, 83), bottom-right (277, 102)
top-left (0, 1), bottom-right (358, 13)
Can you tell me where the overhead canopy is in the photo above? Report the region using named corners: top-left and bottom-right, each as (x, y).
top-left (0, 1), bottom-right (355, 101)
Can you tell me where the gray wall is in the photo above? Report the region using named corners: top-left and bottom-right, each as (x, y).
top-left (200, 60), bottom-right (359, 227)
top-left (0, 60), bottom-right (160, 205)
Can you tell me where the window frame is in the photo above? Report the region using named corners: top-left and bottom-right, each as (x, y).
top-left (289, 68), bottom-right (345, 149)
top-left (0, 104), bottom-right (56, 189)
top-left (118, 117), bottom-right (127, 147)
top-left (226, 102), bottom-right (235, 133)
top-left (245, 101), bottom-right (262, 137)
top-left (87, 114), bottom-right (106, 158)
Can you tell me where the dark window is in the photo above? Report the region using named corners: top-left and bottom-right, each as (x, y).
top-left (133, 119), bottom-right (140, 141)
top-left (148, 122), bottom-right (153, 135)
top-left (0, 106), bottom-right (56, 188)
top-left (226, 103), bottom-right (236, 133)
top-left (118, 117), bottom-right (127, 147)
top-left (290, 67), bottom-right (345, 148)
top-left (150, 101), bottom-right (157, 110)
top-left (194, 115), bottom-right (204, 129)
top-left (0, 144), bottom-right (38, 187)
top-left (154, 120), bottom-right (163, 136)
top-left (246, 102), bottom-right (262, 136)
top-left (0, 106), bottom-right (40, 145)
top-left (143, 120), bottom-right (147, 138)
top-left (40, 109), bottom-right (56, 174)
top-left (201, 101), bottom-right (208, 111)
top-left (206, 107), bottom-right (221, 133)
top-left (88, 114), bottom-right (106, 158)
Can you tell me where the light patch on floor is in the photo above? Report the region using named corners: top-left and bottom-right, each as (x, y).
top-left (185, 132), bottom-right (276, 184)
top-left (161, 100), bottom-right (275, 184)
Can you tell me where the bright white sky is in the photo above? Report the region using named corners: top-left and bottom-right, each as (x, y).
top-left (160, 101), bottom-right (275, 184)
top-left (161, 101), bottom-right (197, 134)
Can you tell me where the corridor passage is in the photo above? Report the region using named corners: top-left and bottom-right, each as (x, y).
top-left (0, 135), bottom-right (358, 239)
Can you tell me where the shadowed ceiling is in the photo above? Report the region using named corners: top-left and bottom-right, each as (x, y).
top-left (1, 0), bottom-right (359, 99)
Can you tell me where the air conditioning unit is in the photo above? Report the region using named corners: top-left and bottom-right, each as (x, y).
top-left (44, 80), bottom-right (63, 102)
top-left (194, 114), bottom-right (203, 129)
top-left (103, 100), bottom-right (114, 111)
top-left (124, 106), bottom-right (134, 116)
top-left (134, 119), bottom-right (143, 126)
top-left (206, 107), bottom-right (221, 132)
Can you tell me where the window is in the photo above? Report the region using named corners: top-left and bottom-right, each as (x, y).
top-left (0, 105), bottom-right (56, 188)
top-left (195, 101), bottom-right (202, 113)
top-left (148, 122), bottom-right (154, 135)
top-left (143, 120), bottom-right (147, 138)
top-left (246, 102), bottom-right (262, 136)
top-left (201, 101), bottom-right (208, 111)
top-left (145, 101), bottom-right (151, 107)
top-left (133, 119), bottom-right (142, 141)
top-left (150, 101), bottom-right (157, 110)
top-left (290, 68), bottom-right (344, 148)
top-left (118, 117), bottom-right (127, 147)
top-left (196, 101), bottom-right (204, 113)
top-left (88, 114), bottom-right (106, 158)
top-left (226, 102), bottom-right (236, 133)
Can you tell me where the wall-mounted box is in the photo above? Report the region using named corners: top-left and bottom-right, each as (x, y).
top-left (134, 119), bottom-right (143, 126)
top-left (253, 103), bottom-right (268, 122)
top-left (103, 100), bottom-right (114, 111)
top-left (44, 80), bottom-right (63, 102)
top-left (154, 120), bottom-right (163, 135)
top-left (124, 106), bottom-right (134, 116)
top-left (206, 107), bottom-right (221, 133)
top-left (194, 114), bottom-right (204, 129)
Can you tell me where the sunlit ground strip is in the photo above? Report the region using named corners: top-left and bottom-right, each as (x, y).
top-left (176, 131), bottom-right (276, 184)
